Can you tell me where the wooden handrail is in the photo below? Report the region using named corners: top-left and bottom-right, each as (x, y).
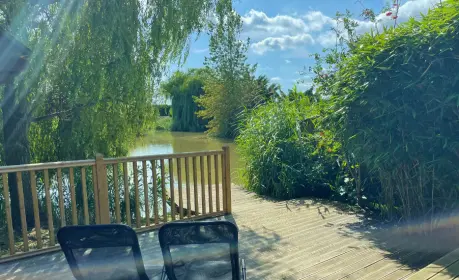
top-left (0, 159), bottom-right (95, 173)
top-left (103, 150), bottom-right (223, 164)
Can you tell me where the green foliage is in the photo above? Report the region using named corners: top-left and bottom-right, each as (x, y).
top-left (0, 0), bottom-right (225, 229)
top-left (156, 105), bottom-right (171, 117)
top-left (155, 116), bottom-right (172, 131)
top-left (196, 0), bottom-right (254, 138)
top-left (161, 69), bottom-right (209, 132)
top-left (326, 0), bottom-right (459, 220)
top-left (0, 0), bottom-right (223, 163)
top-left (237, 91), bottom-right (348, 199)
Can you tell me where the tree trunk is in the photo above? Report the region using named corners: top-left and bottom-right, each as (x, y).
top-left (2, 78), bottom-right (34, 230)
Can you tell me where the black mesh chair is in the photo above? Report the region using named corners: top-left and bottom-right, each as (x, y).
top-left (57, 224), bottom-right (150, 280)
top-left (158, 221), bottom-right (246, 280)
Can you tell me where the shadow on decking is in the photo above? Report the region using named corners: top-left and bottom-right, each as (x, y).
top-left (337, 208), bottom-right (459, 277)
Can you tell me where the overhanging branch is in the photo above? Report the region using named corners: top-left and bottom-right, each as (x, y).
top-left (31, 101), bottom-right (97, 123)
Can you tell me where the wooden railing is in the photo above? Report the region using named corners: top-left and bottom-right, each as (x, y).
top-left (0, 147), bottom-right (231, 262)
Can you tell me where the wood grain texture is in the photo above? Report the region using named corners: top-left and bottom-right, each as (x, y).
top-left (29, 170), bottom-right (42, 248)
top-left (113, 164), bottom-right (121, 223)
top-left (192, 157), bottom-right (199, 216)
top-left (133, 161), bottom-right (141, 228)
top-left (81, 168), bottom-right (89, 225)
top-left (16, 172), bottom-right (28, 252)
top-left (69, 168), bottom-right (77, 225)
top-left (57, 168), bottom-right (65, 227)
top-left (177, 158), bottom-right (183, 219)
top-left (185, 157), bottom-right (191, 218)
top-left (169, 159), bottom-right (175, 221)
top-left (142, 161), bottom-right (150, 226)
top-left (151, 160), bottom-right (159, 225)
top-left (214, 154), bottom-right (220, 212)
top-left (160, 159), bottom-right (167, 223)
top-left (200, 156), bottom-right (206, 215)
top-left (123, 162), bottom-right (131, 226)
top-left (207, 155), bottom-right (213, 213)
top-left (2, 174), bottom-right (14, 255)
top-left (43, 170), bottom-right (55, 246)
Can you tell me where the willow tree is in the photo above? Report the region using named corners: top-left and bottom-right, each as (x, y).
top-left (0, 0), bottom-right (225, 228)
top-left (161, 69), bottom-right (210, 132)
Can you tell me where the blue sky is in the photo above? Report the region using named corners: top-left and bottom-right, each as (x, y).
top-left (171, 0), bottom-right (440, 91)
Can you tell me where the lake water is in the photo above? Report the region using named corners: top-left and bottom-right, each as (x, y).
top-left (129, 131), bottom-right (243, 185)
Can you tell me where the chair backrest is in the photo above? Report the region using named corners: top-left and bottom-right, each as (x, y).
top-left (158, 221), bottom-right (240, 280)
top-left (57, 224), bottom-right (148, 280)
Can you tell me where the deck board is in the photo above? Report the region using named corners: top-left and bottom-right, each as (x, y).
top-left (0, 185), bottom-right (456, 279)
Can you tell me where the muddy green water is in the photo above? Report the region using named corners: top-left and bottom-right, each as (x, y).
top-left (129, 131), bottom-right (243, 185)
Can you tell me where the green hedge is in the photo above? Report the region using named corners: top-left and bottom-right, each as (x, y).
top-left (332, 0), bottom-right (459, 219)
top-left (236, 95), bottom-right (346, 199)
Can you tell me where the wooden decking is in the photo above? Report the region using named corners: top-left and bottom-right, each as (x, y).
top-left (407, 248), bottom-right (459, 280)
top-left (0, 185), bottom-right (457, 279)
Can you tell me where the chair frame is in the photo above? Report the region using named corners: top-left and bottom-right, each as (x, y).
top-left (57, 224), bottom-right (149, 280)
top-left (158, 221), bottom-right (245, 280)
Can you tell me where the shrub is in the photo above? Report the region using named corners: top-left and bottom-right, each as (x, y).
top-left (161, 69), bottom-right (208, 132)
top-left (236, 94), bottom-right (346, 199)
top-left (330, 0), bottom-right (459, 220)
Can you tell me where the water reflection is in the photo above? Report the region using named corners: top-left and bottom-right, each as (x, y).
top-left (129, 131), bottom-right (242, 185)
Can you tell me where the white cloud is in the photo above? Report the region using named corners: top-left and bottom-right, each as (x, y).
top-left (251, 34), bottom-right (315, 55)
top-left (302, 11), bottom-right (334, 31)
top-left (242, 10), bottom-right (308, 40)
top-left (316, 31), bottom-right (337, 47)
top-left (242, 9), bottom-right (333, 40)
top-left (270, 77), bottom-right (281, 82)
top-left (285, 59), bottom-right (291, 64)
top-left (247, 0), bottom-right (441, 56)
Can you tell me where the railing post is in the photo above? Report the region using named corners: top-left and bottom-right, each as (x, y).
top-left (95, 154), bottom-right (110, 224)
top-left (222, 146), bottom-right (232, 214)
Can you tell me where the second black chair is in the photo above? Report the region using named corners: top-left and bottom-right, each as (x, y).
top-left (158, 221), bottom-right (246, 280)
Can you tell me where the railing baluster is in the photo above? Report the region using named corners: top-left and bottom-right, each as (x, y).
top-left (57, 168), bottom-right (65, 227)
top-left (2, 174), bottom-right (15, 255)
top-left (69, 168), bottom-right (77, 225)
top-left (221, 151), bottom-right (227, 212)
top-left (133, 161), bottom-right (141, 228)
top-left (30, 170), bottom-right (42, 248)
top-left (44, 170), bottom-right (55, 246)
top-left (16, 172), bottom-right (28, 252)
top-left (214, 154), bottom-right (220, 212)
top-left (151, 160), bottom-right (159, 224)
top-left (81, 168), bottom-right (89, 225)
top-left (200, 156), bottom-right (206, 215)
top-left (192, 157), bottom-right (199, 216)
top-left (95, 154), bottom-right (110, 224)
top-left (142, 160), bottom-right (149, 226)
top-left (160, 159), bottom-right (167, 223)
top-left (223, 146), bottom-right (232, 213)
top-left (177, 158), bottom-right (183, 219)
top-left (185, 157), bottom-right (191, 218)
top-left (207, 155), bottom-right (213, 213)
top-left (113, 164), bottom-right (121, 223)
top-left (92, 165), bottom-right (100, 224)
top-left (169, 159), bottom-right (175, 221)
top-left (123, 162), bottom-right (131, 226)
